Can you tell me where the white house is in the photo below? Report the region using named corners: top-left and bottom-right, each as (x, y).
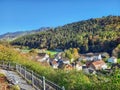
top-left (75, 62), bottom-right (82, 71)
top-left (50, 60), bottom-right (59, 69)
top-left (63, 60), bottom-right (70, 64)
top-left (92, 54), bottom-right (102, 61)
top-left (42, 54), bottom-right (49, 60)
top-left (98, 54), bottom-right (102, 60)
top-left (108, 57), bottom-right (117, 63)
top-left (80, 53), bottom-right (102, 61)
top-left (37, 53), bottom-right (49, 62)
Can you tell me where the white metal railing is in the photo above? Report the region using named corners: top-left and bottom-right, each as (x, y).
top-left (0, 61), bottom-right (65, 90)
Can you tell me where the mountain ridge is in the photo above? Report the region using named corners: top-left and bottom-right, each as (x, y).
top-left (0, 27), bottom-right (51, 41)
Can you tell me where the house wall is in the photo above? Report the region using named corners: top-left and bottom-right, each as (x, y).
top-left (89, 64), bottom-right (96, 70)
top-left (108, 58), bottom-right (117, 63)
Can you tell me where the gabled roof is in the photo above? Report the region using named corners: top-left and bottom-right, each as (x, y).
top-left (92, 60), bottom-right (105, 66)
top-left (64, 64), bottom-right (73, 71)
top-left (75, 61), bottom-right (82, 66)
top-left (50, 60), bottom-right (58, 65)
top-left (110, 56), bottom-right (117, 59)
top-left (38, 53), bottom-right (46, 56)
top-left (61, 57), bottom-right (69, 61)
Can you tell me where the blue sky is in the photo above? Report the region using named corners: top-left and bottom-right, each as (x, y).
top-left (0, 0), bottom-right (120, 35)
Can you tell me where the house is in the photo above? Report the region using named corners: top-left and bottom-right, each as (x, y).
top-left (55, 53), bottom-right (62, 60)
top-left (78, 56), bottom-right (86, 61)
top-left (101, 52), bottom-right (110, 58)
top-left (57, 58), bottom-right (70, 69)
top-left (58, 58), bottom-right (70, 65)
top-left (64, 64), bottom-right (73, 71)
top-left (63, 59), bottom-right (70, 64)
top-left (82, 64), bottom-right (87, 69)
top-left (83, 68), bottom-right (96, 74)
top-left (38, 48), bottom-right (47, 53)
top-left (108, 56), bottom-right (117, 63)
top-left (75, 62), bottom-right (82, 71)
top-left (86, 61), bottom-right (93, 68)
top-left (97, 54), bottom-right (102, 60)
top-left (50, 60), bottom-right (59, 69)
top-left (85, 53), bottom-right (95, 61)
top-left (54, 58), bottom-right (58, 61)
top-left (89, 60), bottom-right (107, 70)
top-left (80, 53), bottom-right (102, 61)
top-left (88, 68), bottom-right (96, 74)
top-left (37, 53), bottom-right (49, 62)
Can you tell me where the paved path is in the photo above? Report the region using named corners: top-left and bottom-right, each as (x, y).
top-left (0, 69), bottom-right (36, 90)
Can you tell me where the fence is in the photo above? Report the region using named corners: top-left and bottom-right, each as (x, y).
top-left (0, 61), bottom-right (65, 90)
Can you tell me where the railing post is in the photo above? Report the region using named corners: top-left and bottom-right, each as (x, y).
top-left (16, 64), bottom-right (18, 72)
top-left (15, 64), bottom-right (17, 71)
top-left (2, 61), bottom-right (4, 68)
top-left (42, 76), bottom-right (45, 90)
top-left (31, 71), bottom-right (34, 86)
top-left (20, 64), bottom-right (21, 74)
top-left (24, 67), bottom-right (26, 79)
top-left (0, 61), bottom-right (1, 67)
top-left (8, 62), bottom-right (10, 70)
top-left (62, 86), bottom-right (65, 90)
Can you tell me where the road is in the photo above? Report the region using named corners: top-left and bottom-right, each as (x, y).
top-left (0, 69), bottom-right (36, 90)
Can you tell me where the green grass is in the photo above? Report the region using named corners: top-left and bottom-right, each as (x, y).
top-left (118, 58), bottom-right (120, 63)
top-left (20, 49), bottom-right (59, 55)
top-left (45, 50), bottom-right (58, 55)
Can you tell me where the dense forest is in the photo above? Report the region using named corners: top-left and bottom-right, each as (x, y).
top-left (11, 16), bottom-right (120, 55)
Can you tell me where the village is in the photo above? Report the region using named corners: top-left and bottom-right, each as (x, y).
top-left (28, 49), bottom-right (120, 75)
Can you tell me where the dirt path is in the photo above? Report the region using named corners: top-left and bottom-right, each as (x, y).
top-left (0, 69), bottom-right (36, 90)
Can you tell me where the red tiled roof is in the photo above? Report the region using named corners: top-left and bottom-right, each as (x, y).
top-left (92, 60), bottom-right (105, 66)
top-left (52, 60), bottom-right (57, 65)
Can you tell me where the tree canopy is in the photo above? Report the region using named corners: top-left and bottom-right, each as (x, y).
top-left (11, 16), bottom-right (120, 55)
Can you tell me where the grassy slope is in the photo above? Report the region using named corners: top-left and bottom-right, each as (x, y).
top-left (45, 50), bottom-right (58, 55)
top-left (0, 44), bottom-right (120, 90)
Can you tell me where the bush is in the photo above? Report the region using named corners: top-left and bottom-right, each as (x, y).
top-left (10, 85), bottom-right (20, 90)
top-left (0, 73), bottom-right (5, 77)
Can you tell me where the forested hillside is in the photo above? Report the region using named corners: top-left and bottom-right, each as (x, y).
top-left (11, 16), bottom-right (120, 54)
